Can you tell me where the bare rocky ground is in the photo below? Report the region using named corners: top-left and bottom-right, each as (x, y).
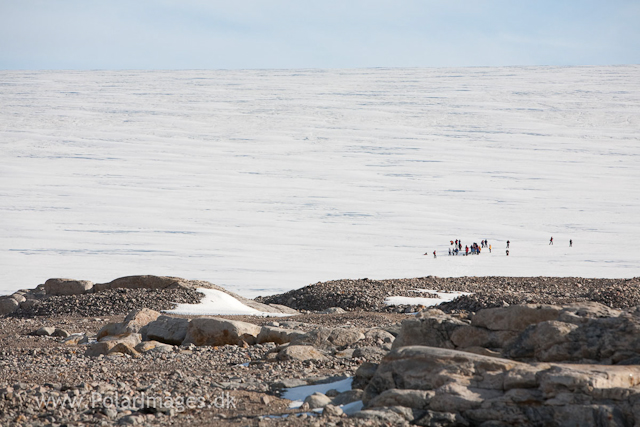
top-left (0, 307), bottom-right (405, 427)
top-left (2, 275), bottom-right (640, 427)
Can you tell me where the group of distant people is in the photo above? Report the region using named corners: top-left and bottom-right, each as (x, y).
top-left (428, 237), bottom-right (573, 258)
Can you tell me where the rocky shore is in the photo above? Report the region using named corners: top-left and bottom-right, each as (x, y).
top-left (2, 275), bottom-right (640, 426)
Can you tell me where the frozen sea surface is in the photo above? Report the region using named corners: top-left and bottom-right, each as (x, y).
top-left (1, 67), bottom-right (639, 297)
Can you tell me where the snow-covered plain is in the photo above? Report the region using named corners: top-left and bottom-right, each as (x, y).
top-left (1, 67), bottom-right (639, 297)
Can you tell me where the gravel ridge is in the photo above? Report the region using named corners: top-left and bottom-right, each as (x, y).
top-left (8, 288), bottom-right (204, 318)
top-left (255, 276), bottom-right (640, 313)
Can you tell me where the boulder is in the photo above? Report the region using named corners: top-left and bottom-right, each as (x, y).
top-left (276, 345), bottom-right (328, 362)
top-left (44, 278), bottom-right (93, 296)
top-left (323, 404), bottom-right (344, 417)
top-left (145, 315), bottom-right (190, 345)
top-left (19, 299), bottom-right (39, 311)
top-left (86, 334), bottom-right (141, 357)
top-left (52, 328), bottom-right (70, 338)
top-left (352, 362), bottom-right (379, 390)
top-left (290, 327), bottom-right (332, 347)
top-left (97, 308), bottom-right (161, 340)
top-left (183, 317), bottom-right (261, 346)
top-left (471, 305), bottom-right (561, 332)
top-left (135, 341), bottom-right (173, 353)
top-left (0, 297), bottom-right (19, 315)
top-left (392, 314), bottom-right (467, 349)
top-left (331, 389), bottom-right (363, 406)
top-left (93, 275), bottom-right (184, 292)
top-left (328, 328), bottom-right (365, 347)
top-left (10, 293), bottom-right (26, 304)
top-left (61, 333), bottom-right (88, 346)
top-left (31, 327), bottom-right (56, 336)
top-left (365, 329), bottom-right (396, 343)
top-left (256, 326), bottom-right (305, 345)
top-left (304, 392), bottom-right (332, 409)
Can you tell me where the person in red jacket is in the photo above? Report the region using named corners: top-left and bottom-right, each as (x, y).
top-left (465, 245), bottom-right (469, 255)
top-left (433, 250), bottom-right (437, 258)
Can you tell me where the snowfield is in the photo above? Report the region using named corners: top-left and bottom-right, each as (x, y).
top-left (1, 66), bottom-right (639, 297)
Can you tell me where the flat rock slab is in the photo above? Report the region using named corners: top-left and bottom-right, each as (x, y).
top-left (44, 278), bottom-right (94, 296)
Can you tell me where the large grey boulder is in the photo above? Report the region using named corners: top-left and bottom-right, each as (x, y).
top-left (256, 326), bottom-right (305, 345)
top-left (276, 345), bottom-right (328, 362)
top-left (290, 327), bottom-right (332, 347)
top-left (44, 278), bottom-right (94, 296)
top-left (328, 328), bottom-right (365, 347)
top-left (471, 304), bottom-right (561, 332)
top-left (183, 317), bottom-right (261, 346)
top-left (97, 308), bottom-right (161, 340)
top-left (10, 293), bottom-right (26, 304)
top-left (135, 341), bottom-right (173, 353)
top-left (0, 297), bottom-right (19, 315)
top-left (93, 275), bottom-right (185, 292)
top-left (392, 312), bottom-right (467, 349)
top-left (304, 392), bottom-right (332, 409)
top-left (145, 315), bottom-right (190, 345)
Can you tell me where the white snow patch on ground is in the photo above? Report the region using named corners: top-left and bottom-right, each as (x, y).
top-left (1, 67), bottom-right (640, 297)
top-left (164, 288), bottom-right (291, 317)
top-left (385, 290), bottom-right (472, 307)
top-left (283, 377), bottom-right (353, 409)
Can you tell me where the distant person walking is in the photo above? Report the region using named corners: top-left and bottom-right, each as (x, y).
top-left (549, 236), bottom-right (553, 245)
top-left (433, 250), bottom-right (437, 258)
top-left (506, 249), bottom-right (510, 256)
top-left (465, 245), bottom-right (469, 256)
top-left (489, 244), bottom-right (492, 253)
top-left (570, 239), bottom-right (573, 247)
top-left (506, 240), bottom-right (510, 248)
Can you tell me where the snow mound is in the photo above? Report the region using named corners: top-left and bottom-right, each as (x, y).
top-left (164, 288), bottom-right (292, 317)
